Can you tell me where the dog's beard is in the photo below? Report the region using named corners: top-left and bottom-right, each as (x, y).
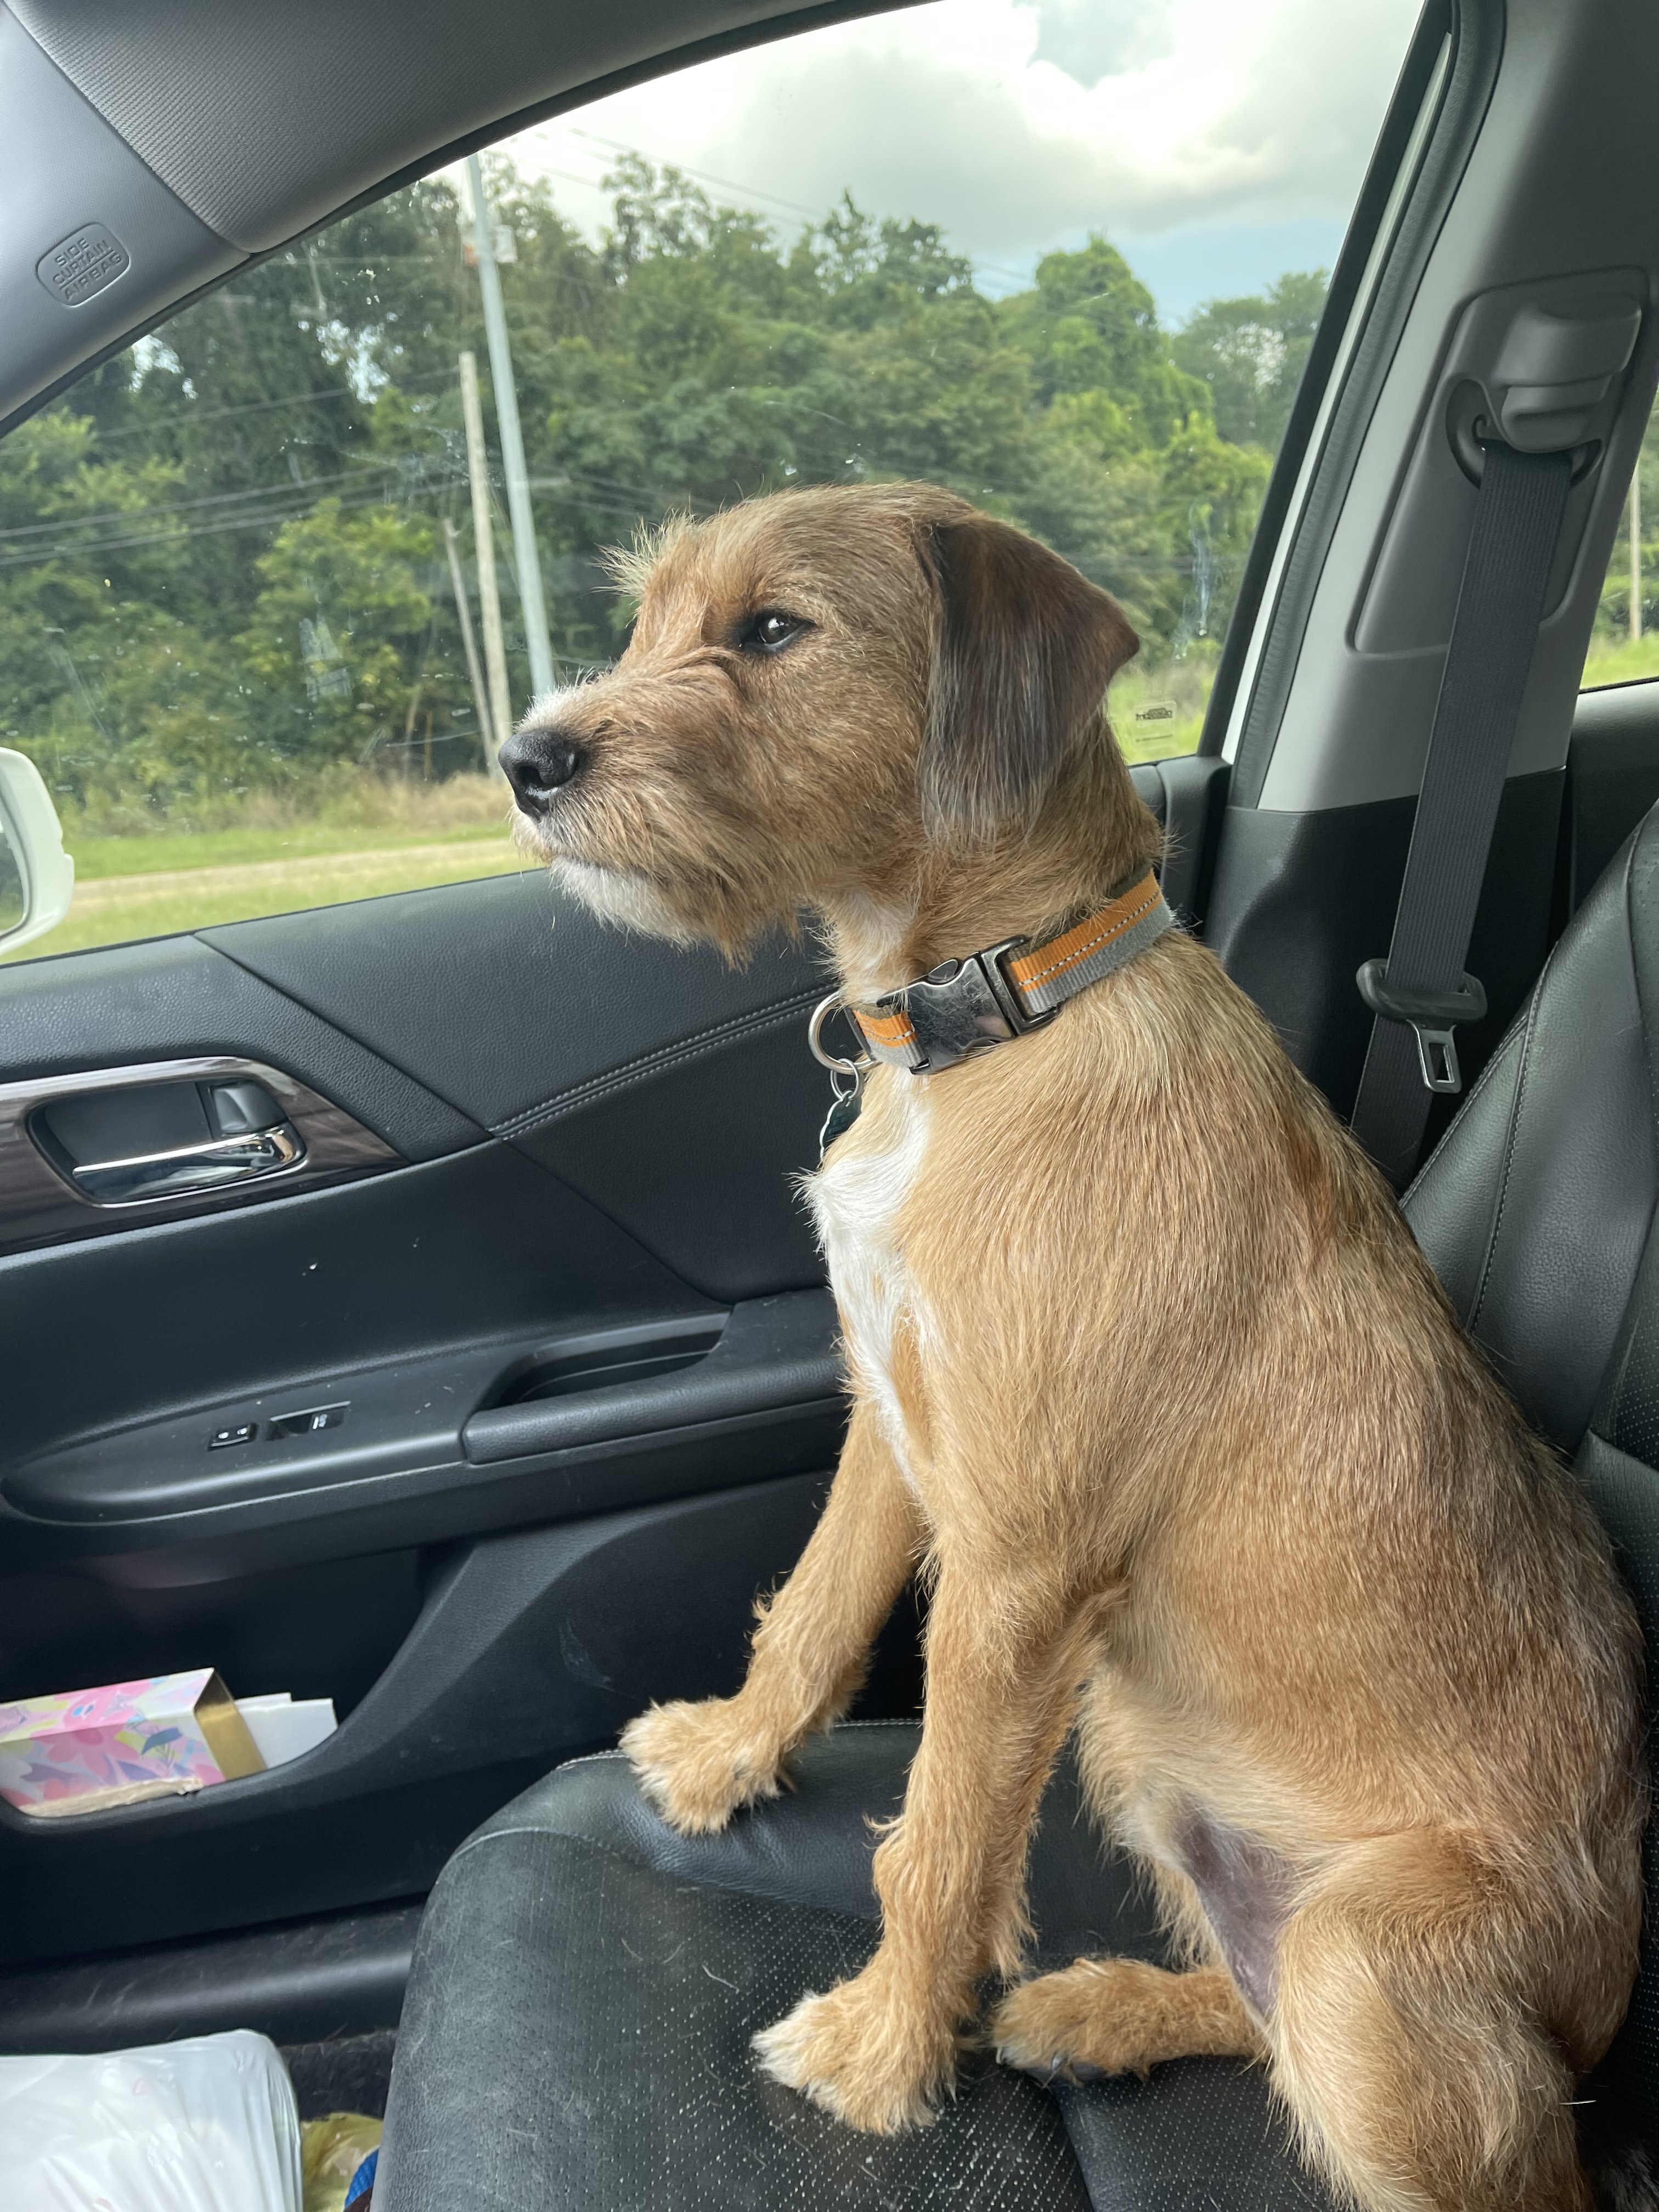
top-left (549, 857), bottom-right (693, 943)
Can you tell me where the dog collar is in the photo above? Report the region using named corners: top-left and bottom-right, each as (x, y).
top-left (811, 870), bottom-right (1175, 1080)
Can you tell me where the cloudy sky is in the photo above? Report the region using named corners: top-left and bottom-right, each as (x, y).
top-left (484, 0), bottom-right (1423, 325)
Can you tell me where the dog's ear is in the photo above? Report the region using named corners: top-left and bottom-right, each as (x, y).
top-left (919, 514), bottom-right (1138, 837)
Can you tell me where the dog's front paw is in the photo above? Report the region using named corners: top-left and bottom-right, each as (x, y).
top-left (752, 1968), bottom-right (958, 2132)
top-left (620, 1697), bottom-right (788, 1835)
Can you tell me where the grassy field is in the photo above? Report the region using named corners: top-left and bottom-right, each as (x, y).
top-left (11, 630), bottom-right (1643, 963)
top-left (1112, 651), bottom-right (1217, 763)
top-left (66, 815), bottom-right (510, 882)
top-left (16, 838), bottom-right (532, 960)
top-left (1581, 633), bottom-right (1659, 689)
top-left (3, 775), bottom-right (531, 963)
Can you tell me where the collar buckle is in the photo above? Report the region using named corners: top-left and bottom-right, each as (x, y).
top-left (883, 939), bottom-right (1056, 1073)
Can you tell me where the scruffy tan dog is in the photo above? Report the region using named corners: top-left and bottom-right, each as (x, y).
top-left (499, 482), bottom-right (1644, 2212)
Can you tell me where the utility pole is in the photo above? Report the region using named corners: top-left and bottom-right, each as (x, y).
top-left (1631, 469), bottom-right (1643, 644)
top-left (443, 517), bottom-right (498, 778)
top-left (458, 350), bottom-right (512, 765)
top-left (465, 154), bottom-right (556, 702)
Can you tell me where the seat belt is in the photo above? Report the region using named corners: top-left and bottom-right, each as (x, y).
top-left (1349, 437), bottom-right (1573, 1192)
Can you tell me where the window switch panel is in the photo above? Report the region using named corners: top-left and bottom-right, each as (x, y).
top-left (268, 1403), bottom-right (347, 1440)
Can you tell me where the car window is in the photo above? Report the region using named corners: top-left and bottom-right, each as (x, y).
top-left (1584, 404), bottom-right (1659, 690)
top-left (0, 0), bottom-right (1421, 962)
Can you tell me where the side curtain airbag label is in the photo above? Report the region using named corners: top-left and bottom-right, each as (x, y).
top-left (36, 223), bottom-right (131, 308)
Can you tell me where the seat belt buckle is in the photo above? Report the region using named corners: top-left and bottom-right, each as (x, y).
top-left (1356, 961), bottom-right (1488, 1096)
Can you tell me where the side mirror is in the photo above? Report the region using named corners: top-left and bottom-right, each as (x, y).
top-left (0, 749), bottom-right (74, 954)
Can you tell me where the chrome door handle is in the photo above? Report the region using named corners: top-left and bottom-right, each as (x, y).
top-left (71, 1123), bottom-right (305, 1206)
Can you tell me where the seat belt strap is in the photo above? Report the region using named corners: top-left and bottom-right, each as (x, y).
top-left (1350, 439), bottom-right (1573, 1191)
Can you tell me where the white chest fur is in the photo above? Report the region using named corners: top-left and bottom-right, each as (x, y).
top-left (806, 1079), bottom-right (930, 1483)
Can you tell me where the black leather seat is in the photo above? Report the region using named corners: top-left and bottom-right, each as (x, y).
top-left (380, 809), bottom-right (1659, 2211)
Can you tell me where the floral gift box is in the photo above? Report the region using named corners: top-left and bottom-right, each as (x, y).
top-left (0, 1668), bottom-right (265, 1818)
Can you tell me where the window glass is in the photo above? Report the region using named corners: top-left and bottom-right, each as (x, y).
top-left (1584, 411), bottom-right (1659, 690)
top-left (0, 0), bottom-right (1420, 961)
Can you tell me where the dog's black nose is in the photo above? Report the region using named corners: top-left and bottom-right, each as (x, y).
top-left (500, 728), bottom-right (586, 817)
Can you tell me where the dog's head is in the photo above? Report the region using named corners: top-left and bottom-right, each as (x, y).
top-left (500, 483), bottom-right (1139, 951)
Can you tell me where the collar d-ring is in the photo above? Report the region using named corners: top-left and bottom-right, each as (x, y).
top-left (808, 994), bottom-right (870, 1079)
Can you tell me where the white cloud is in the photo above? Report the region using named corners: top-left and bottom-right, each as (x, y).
top-left (1032, 0), bottom-right (1177, 87)
top-left (499, 0), bottom-right (1419, 303)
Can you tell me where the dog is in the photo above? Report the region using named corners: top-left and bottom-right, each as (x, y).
top-left (498, 482), bottom-right (1645, 2212)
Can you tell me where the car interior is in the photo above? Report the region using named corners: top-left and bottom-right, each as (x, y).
top-left (4, 0), bottom-right (1659, 2205)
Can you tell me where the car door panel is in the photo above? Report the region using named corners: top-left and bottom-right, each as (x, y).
top-left (0, 865), bottom-right (866, 1963)
top-left (0, 1054), bottom-right (399, 1252)
top-left (199, 872), bottom-right (845, 1297)
top-left (3, 1282), bottom-right (841, 1575)
top-left (2, 1144), bottom-right (701, 1481)
top-left (0, 1472), bottom-right (836, 1967)
top-left (3, 932), bottom-right (483, 1159)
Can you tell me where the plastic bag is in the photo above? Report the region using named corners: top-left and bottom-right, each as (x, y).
top-left (301, 2111), bottom-right (381, 2212)
top-left (0, 2027), bottom-right (302, 2212)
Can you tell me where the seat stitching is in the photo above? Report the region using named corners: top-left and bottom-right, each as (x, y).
top-left (1468, 957), bottom-right (1550, 1335)
top-left (1400, 1022), bottom-right (1521, 1211)
top-left (493, 986), bottom-right (826, 1138)
top-left (1470, 830), bottom-right (1647, 1333)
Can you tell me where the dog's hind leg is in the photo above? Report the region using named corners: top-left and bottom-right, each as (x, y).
top-left (623, 1404), bottom-right (923, 1833)
top-left (992, 1808), bottom-right (1280, 2078)
top-left (1271, 1828), bottom-right (1595, 2212)
top-left (990, 1957), bottom-right (1264, 2079)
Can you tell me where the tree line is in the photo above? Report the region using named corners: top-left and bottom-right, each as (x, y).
top-left (0, 154), bottom-right (1327, 828)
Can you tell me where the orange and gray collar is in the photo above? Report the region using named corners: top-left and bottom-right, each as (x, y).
top-left (812, 871), bottom-right (1175, 1077)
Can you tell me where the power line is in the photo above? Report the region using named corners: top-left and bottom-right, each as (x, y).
top-left (79, 365), bottom-right (465, 444)
top-left (0, 458), bottom-right (413, 546)
top-left (85, 382), bottom-right (366, 441)
top-left (0, 465), bottom-right (473, 568)
top-left (0, 454), bottom-right (713, 568)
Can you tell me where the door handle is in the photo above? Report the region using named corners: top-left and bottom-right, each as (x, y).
top-left (71, 1122), bottom-right (304, 1206)
top-left (0, 1056), bottom-right (396, 1252)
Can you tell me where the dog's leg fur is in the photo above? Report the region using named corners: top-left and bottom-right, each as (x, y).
top-left (1269, 1829), bottom-right (1595, 2212)
top-left (621, 1406), bottom-right (922, 1832)
top-left (991, 1959), bottom-right (1264, 2079)
top-left (752, 1559), bottom-right (1103, 2129)
top-left (996, 1834), bottom-right (1596, 2212)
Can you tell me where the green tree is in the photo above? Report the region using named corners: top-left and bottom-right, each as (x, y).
top-left (1000, 236), bottom-right (1209, 443)
top-left (238, 499), bottom-right (453, 766)
top-left (1173, 271), bottom-right (1328, 453)
top-left (0, 151), bottom-right (1304, 822)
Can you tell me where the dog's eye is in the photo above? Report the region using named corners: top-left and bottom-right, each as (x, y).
top-left (738, 610), bottom-right (810, 656)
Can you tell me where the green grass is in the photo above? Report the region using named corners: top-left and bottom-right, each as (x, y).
top-left (4, 771), bottom-right (533, 962)
top-left (65, 816), bottom-right (510, 883)
top-left (8, 839), bottom-right (532, 962)
top-left (1582, 633), bottom-right (1659, 690)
